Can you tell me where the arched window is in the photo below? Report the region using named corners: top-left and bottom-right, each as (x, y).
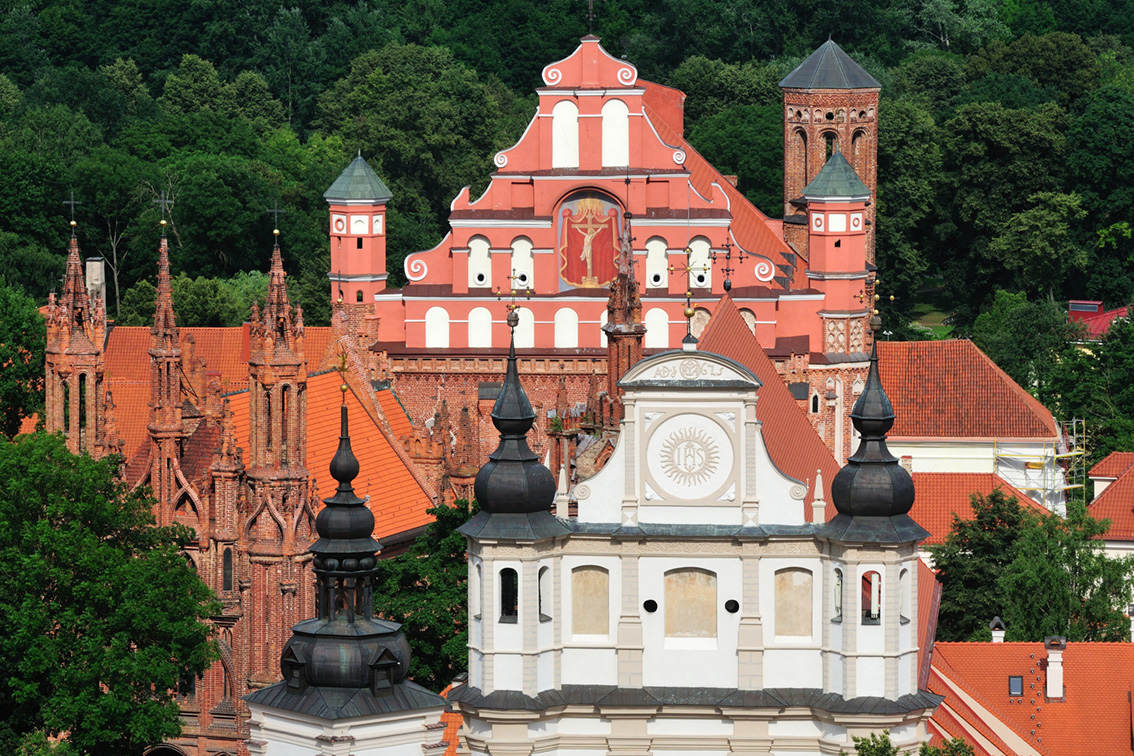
top-left (223, 548), bottom-right (234, 591)
top-left (280, 385), bottom-right (290, 460)
top-left (824, 132), bottom-right (838, 160)
top-left (538, 566), bottom-right (552, 622)
top-left (554, 308), bottom-right (578, 349)
top-left (599, 308), bottom-right (609, 347)
top-left (77, 373), bottom-right (87, 445)
top-left (62, 380), bottom-right (70, 437)
top-left (832, 568), bottom-right (843, 621)
top-left (664, 568), bottom-right (716, 638)
top-left (644, 308), bottom-right (669, 349)
top-left (645, 237), bottom-right (668, 289)
top-left (467, 307), bottom-right (493, 349)
top-left (774, 568), bottom-right (813, 637)
top-left (739, 308), bottom-right (757, 335)
top-left (265, 391), bottom-right (272, 449)
top-left (514, 307), bottom-right (534, 349)
top-left (601, 99), bottom-right (630, 167)
top-left (356, 289), bottom-right (364, 302)
top-left (510, 237), bottom-right (534, 289)
top-left (499, 567), bottom-right (518, 623)
top-left (795, 130), bottom-right (808, 197)
top-left (468, 236), bottom-right (492, 288)
top-left (551, 100), bottom-right (579, 169)
top-left (862, 570), bottom-right (881, 625)
top-left (811, 394), bottom-right (820, 414)
top-left (852, 130), bottom-right (867, 178)
top-left (899, 568), bottom-right (911, 624)
top-left (572, 566), bottom-right (609, 635)
top-left (472, 562), bottom-right (482, 618)
top-left (687, 236), bottom-right (712, 288)
top-left (424, 306), bottom-right (450, 349)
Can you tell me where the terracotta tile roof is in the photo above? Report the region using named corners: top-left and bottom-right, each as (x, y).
top-left (930, 641), bottom-right (1134, 756)
top-left (641, 82), bottom-right (796, 273)
top-left (439, 683), bottom-right (463, 756)
top-left (180, 420), bottom-right (220, 484)
top-left (911, 473), bottom-right (1047, 546)
top-left (18, 414), bottom-right (37, 435)
top-left (917, 559), bottom-right (942, 690)
top-left (699, 295), bottom-right (839, 517)
top-left (1090, 451), bottom-right (1134, 480)
top-left (877, 341), bottom-right (1059, 440)
top-left (228, 371), bottom-right (434, 542)
top-left (1088, 464), bottom-right (1134, 541)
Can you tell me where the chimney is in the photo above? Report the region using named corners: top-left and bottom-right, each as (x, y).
top-left (85, 256), bottom-right (107, 304)
top-left (1044, 636), bottom-right (1066, 699)
top-left (989, 616), bottom-right (1006, 642)
top-left (723, 174), bottom-right (739, 187)
top-left (1128, 603), bottom-right (1134, 642)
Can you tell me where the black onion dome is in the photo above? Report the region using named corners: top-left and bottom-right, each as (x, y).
top-left (473, 324), bottom-right (556, 514)
top-left (831, 342), bottom-right (915, 518)
top-left (311, 402), bottom-right (382, 556)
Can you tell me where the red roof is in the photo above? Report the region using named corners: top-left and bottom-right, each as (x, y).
top-left (1090, 451), bottom-right (1134, 480)
top-left (1088, 463), bottom-right (1134, 541)
top-left (1075, 306), bottom-right (1127, 339)
top-left (228, 371), bottom-right (434, 542)
top-left (917, 559), bottom-right (942, 690)
top-left (699, 295), bottom-right (839, 516)
top-left (439, 684), bottom-right (462, 756)
top-left (877, 341), bottom-right (1059, 440)
top-left (911, 473), bottom-right (1047, 545)
top-left (641, 82), bottom-right (796, 274)
top-left (930, 641), bottom-right (1134, 756)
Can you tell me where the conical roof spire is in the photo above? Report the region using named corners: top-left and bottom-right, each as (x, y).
top-left (324, 154), bottom-right (393, 202)
top-left (472, 311), bottom-right (556, 515)
top-left (151, 228), bottom-right (178, 346)
top-left (313, 388), bottom-right (382, 556)
top-left (60, 229), bottom-right (91, 331)
top-left (779, 39), bottom-right (881, 90)
top-left (830, 342), bottom-right (914, 518)
top-left (802, 151), bottom-right (871, 201)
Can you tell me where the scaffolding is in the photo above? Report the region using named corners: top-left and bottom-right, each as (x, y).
top-left (992, 419), bottom-right (1086, 513)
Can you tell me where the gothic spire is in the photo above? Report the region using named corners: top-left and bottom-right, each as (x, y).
top-left (151, 224), bottom-right (179, 351)
top-left (60, 223), bottom-right (91, 329)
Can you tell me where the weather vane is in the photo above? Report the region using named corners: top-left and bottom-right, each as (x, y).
top-left (495, 269), bottom-right (532, 317)
top-left (711, 231), bottom-right (742, 292)
top-left (669, 250), bottom-right (711, 291)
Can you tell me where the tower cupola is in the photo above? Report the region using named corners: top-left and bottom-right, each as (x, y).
top-left (326, 153), bottom-right (393, 307)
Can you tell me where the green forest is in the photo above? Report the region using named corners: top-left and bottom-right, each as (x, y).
top-left (4, 0), bottom-right (1134, 458)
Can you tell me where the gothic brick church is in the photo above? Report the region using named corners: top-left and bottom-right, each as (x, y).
top-left (39, 36), bottom-right (919, 756)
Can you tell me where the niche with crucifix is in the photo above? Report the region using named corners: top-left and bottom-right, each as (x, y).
top-left (557, 191), bottom-right (621, 289)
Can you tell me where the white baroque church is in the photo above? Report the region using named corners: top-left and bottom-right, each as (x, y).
top-left (246, 314), bottom-right (940, 755)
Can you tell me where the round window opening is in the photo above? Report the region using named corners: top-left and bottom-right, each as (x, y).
top-left (725, 599), bottom-right (740, 614)
top-left (475, 272), bottom-right (487, 286)
top-left (643, 599), bottom-right (658, 613)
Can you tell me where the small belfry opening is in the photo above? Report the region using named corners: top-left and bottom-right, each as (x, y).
top-left (824, 132), bottom-right (838, 160)
top-left (223, 547), bottom-right (233, 591)
top-left (862, 570), bottom-right (882, 624)
top-left (538, 566), bottom-right (552, 622)
top-left (500, 568), bottom-right (518, 623)
top-left (62, 380), bottom-right (70, 437)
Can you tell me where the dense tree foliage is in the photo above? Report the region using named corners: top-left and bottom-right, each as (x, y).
top-left (843, 730), bottom-right (974, 756)
top-left (930, 489), bottom-right (1134, 642)
top-left (0, 432), bottom-right (218, 756)
top-left (371, 499), bottom-right (476, 690)
top-left (0, 278), bottom-right (45, 437)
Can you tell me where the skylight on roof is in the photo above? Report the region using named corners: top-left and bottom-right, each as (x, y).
top-left (1008, 675), bottom-right (1023, 697)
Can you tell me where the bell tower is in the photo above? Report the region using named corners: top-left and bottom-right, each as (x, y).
top-left (780, 40), bottom-right (880, 264)
top-left (325, 153), bottom-right (393, 310)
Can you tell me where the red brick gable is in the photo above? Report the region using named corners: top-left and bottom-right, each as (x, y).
top-left (930, 641), bottom-right (1134, 756)
top-left (877, 340), bottom-right (1058, 440)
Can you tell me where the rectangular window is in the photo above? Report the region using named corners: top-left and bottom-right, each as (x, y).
top-left (1008, 676), bottom-right (1023, 697)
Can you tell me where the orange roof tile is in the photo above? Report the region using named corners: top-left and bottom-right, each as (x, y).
top-left (877, 341), bottom-right (1059, 440)
top-left (18, 414), bottom-right (37, 435)
top-left (1088, 465), bottom-right (1134, 541)
top-left (439, 683), bottom-right (463, 756)
top-left (228, 371), bottom-right (434, 543)
top-left (641, 82), bottom-right (796, 271)
top-left (1090, 451), bottom-right (1134, 480)
top-left (699, 295), bottom-right (839, 516)
top-left (917, 559), bottom-right (942, 690)
top-left (930, 641), bottom-right (1134, 756)
top-left (911, 473), bottom-right (1047, 546)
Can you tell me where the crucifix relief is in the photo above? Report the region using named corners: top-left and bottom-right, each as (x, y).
top-left (559, 195), bottom-right (618, 288)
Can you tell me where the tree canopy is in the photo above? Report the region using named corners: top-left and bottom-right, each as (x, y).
top-left (0, 432), bottom-right (219, 756)
top-left (0, 278), bottom-right (45, 437)
top-left (929, 489), bottom-right (1134, 642)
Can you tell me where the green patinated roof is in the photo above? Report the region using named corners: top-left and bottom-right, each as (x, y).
top-left (779, 39), bottom-right (881, 90)
top-left (323, 155), bottom-right (392, 202)
top-left (802, 151), bottom-right (870, 200)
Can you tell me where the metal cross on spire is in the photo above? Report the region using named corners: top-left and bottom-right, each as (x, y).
top-left (496, 269), bottom-right (532, 316)
top-left (712, 229), bottom-right (743, 293)
top-left (583, 0), bottom-right (601, 31)
top-left (63, 190), bottom-right (82, 222)
top-left (153, 190), bottom-right (173, 222)
top-left (267, 199), bottom-right (286, 230)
